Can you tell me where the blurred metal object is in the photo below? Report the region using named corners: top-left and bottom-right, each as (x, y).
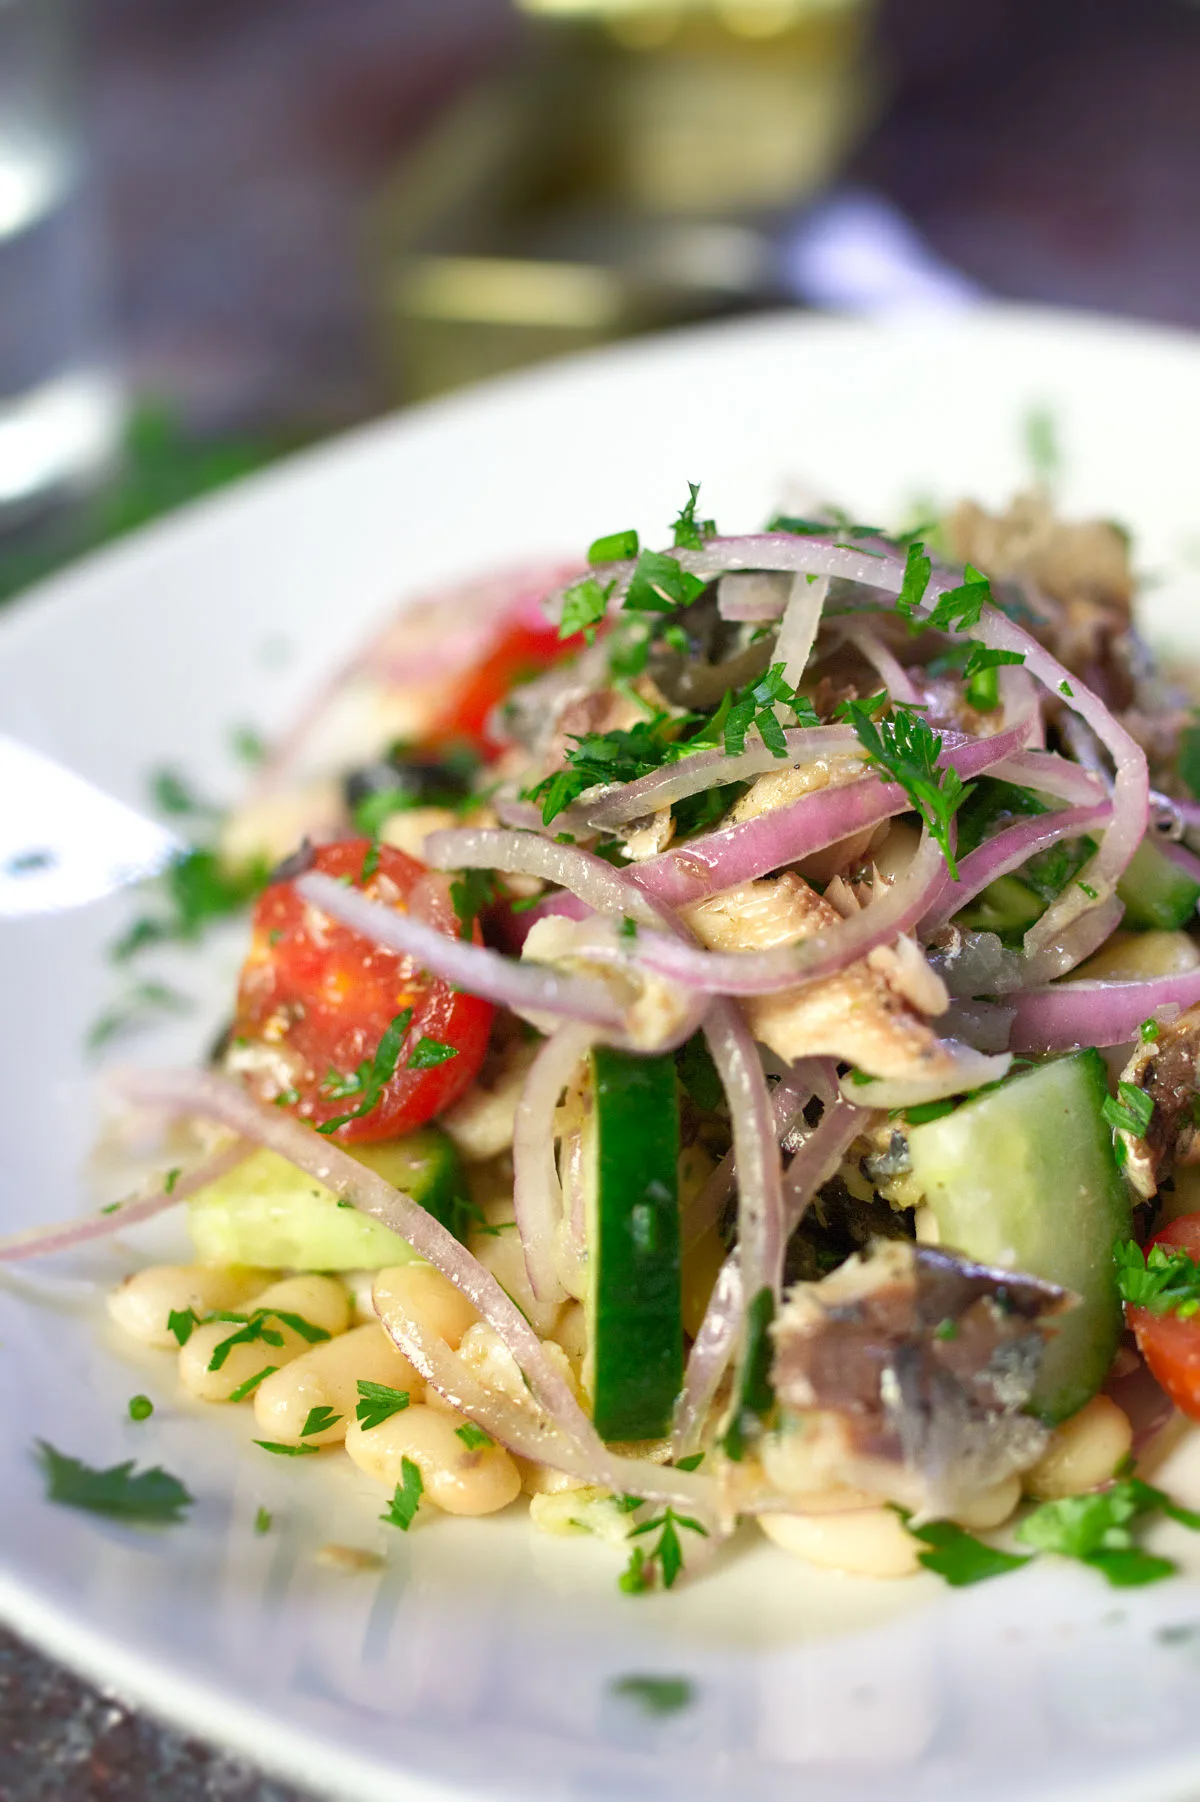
top-left (374, 0), bottom-right (875, 401)
top-left (0, 0), bottom-right (121, 520)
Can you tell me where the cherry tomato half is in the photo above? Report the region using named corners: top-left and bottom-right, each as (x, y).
top-left (1126, 1212), bottom-right (1200, 1420)
top-left (232, 840), bottom-right (493, 1142)
top-left (426, 612), bottom-right (588, 756)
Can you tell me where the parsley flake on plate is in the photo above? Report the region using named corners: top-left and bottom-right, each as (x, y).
top-left (37, 1441), bottom-right (193, 1525)
top-left (611, 1674), bottom-right (696, 1716)
top-left (127, 1395), bottom-right (154, 1423)
top-left (381, 1457), bottom-right (424, 1531)
top-left (900, 1515), bottom-right (1030, 1586)
top-left (620, 1508), bottom-right (709, 1593)
top-left (1015, 1478), bottom-right (1200, 1587)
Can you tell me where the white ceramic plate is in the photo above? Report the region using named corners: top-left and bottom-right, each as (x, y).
top-left (7, 306), bottom-right (1200, 1802)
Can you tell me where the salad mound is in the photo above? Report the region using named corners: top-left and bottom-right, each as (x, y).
top-left (14, 482), bottom-right (1200, 1591)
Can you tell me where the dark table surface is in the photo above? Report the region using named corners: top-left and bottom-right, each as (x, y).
top-left (7, 0), bottom-right (1200, 1794)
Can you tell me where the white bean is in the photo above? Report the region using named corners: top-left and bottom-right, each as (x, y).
top-left (254, 1321), bottom-right (424, 1446)
top-left (1076, 929), bottom-right (1200, 982)
top-left (108, 1264), bottom-right (274, 1349)
top-left (178, 1273), bottom-right (351, 1403)
top-left (373, 1263), bottom-right (479, 1351)
top-left (1024, 1394), bottom-right (1133, 1500)
top-left (470, 1219), bottom-right (561, 1336)
top-left (952, 1474), bottom-right (1022, 1531)
top-left (759, 1507), bottom-right (922, 1578)
top-left (344, 1404), bottom-right (520, 1515)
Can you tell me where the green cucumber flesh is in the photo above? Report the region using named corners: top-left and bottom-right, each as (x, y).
top-left (906, 1049), bottom-right (1132, 1422)
top-left (1116, 836), bottom-right (1200, 930)
top-left (583, 1045), bottom-right (683, 1443)
top-left (956, 873), bottom-right (1044, 943)
top-left (189, 1127), bottom-right (468, 1269)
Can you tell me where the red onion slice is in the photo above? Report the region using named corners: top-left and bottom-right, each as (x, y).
top-left (781, 1097), bottom-right (864, 1232)
top-left (0, 1141), bottom-right (253, 1264)
top-left (629, 719), bottom-right (1032, 908)
top-left (919, 801), bottom-right (1113, 935)
top-left (513, 1022), bottom-right (594, 1305)
top-left (673, 1257), bottom-right (743, 1459)
top-left (573, 727), bottom-right (863, 832)
top-left (295, 870), bottom-right (623, 1029)
top-left (833, 621), bottom-right (922, 705)
top-left (986, 751), bottom-right (1109, 807)
top-left (1008, 968), bottom-right (1200, 1053)
top-left (704, 1000), bottom-right (786, 1305)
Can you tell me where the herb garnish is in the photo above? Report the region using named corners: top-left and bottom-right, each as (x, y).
top-left (895, 539), bottom-right (932, 620)
top-left (560, 574), bottom-right (614, 644)
top-left (128, 1395), bottom-right (154, 1422)
top-left (301, 1406), bottom-right (342, 1438)
top-left (1015, 1478), bottom-right (1200, 1586)
top-left (254, 1439), bottom-right (320, 1457)
top-left (407, 1036), bottom-right (459, 1071)
top-left (37, 1441), bottom-right (193, 1524)
top-left (206, 1308), bottom-right (330, 1372)
top-left (671, 482), bottom-right (716, 551)
top-left (1141, 1018), bottom-right (1160, 1044)
top-left (842, 700), bottom-right (970, 877)
top-left (86, 980), bottom-right (192, 1052)
top-left (112, 848), bottom-right (269, 962)
top-left (317, 1007), bottom-right (414, 1134)
top-left (623, 549), bottom-right (707, 615)
top-left (901, 1514), bottom-right (1031, 1586)
top-left (1114, 1239), bottom-right (1200, 1317)
top-left (588, 529), bottom-right (639, 564)
top-left (355, 1381), bottom-right (411, 1431)
top-left (254, 1505), bottom-right (272, 1535)
top-left (449, 868), bottom-right (498, 938)
top-left (620, 1508), bottom-right (709, 1592)
top-left (1102, 1082), bottom-right (1154, 1161)
top-left (926, 563), bottom-right (992, 634)
top-left (455, 1423), bottom-right (493, 1450)
top-left (380, 1457), bottom-right (424, 1531)
top-left (228, 1366), bottom-right (277, 1402)
top-left (695, 662), bottom-right (819, 758)
top-left (525, 716), bottom-right (682, 824)
top-left (611, 1675), bottom-right (696, 1715)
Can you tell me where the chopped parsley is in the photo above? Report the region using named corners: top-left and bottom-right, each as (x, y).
top-left (723, 1285), bottom-right (776, 1462)
top-left (163, 1167), bottom-right (181, 1195)
top-left (449, 868), bottom-right (497, 939)
top-left (963, 644), bottom-right (1026, 712)
top-left (623, 549), bottom-right (707, 615)
top-left (671, 482), bottom-right (716, 551)
top-left (708, 662), bottom-right (819, 757)
top-left (620, 1507), bottom-right (709, 1593)
top-left (407, 1036), bottom-right (459, 1071)
top-left (525, 716), bottom-right (682, 824)
top-left (588, 530), bottom-right (639, 565)
top-left (1114, 1239), bottom-right (1200, 1317)
top-left (254, 1440), bottom-right (320, 1457)
top-left (37, 1441), bottom-right (193, 1524)
top-left (1059, 679), bottom-right (1074, 698)
top-left (127, 1395), bottom-right (154, 1422)
top-left (206, 1308), bottom-right (329, 1373)
top-left (254, 1505), bottom-right (273, 1535)
top-left (355, 1381), bottom-right (411, 1431)
top-left (560, 574), bottom-right (614, 644)
top-left (359, 838), bottom-right (382, 883)
top-left (228, 1366), bottom-right (277, 1402)
top-left (895, 539), bottom-right (932, 620)
top-left (317, 1007), bottom-right (414, 1134)
top-left (675, 1452), bottom-right (704, 1473)
top-left (1102, 1082), bottom-right (1154, 1144)
top-left (231, 725), bottom-right (267, 766)
top-left (301, 1406), bottom-right (342, 1438)
top-left (1141, 1018), bottom-right (1161, 1044)
top-left (842, 700), bottom-right (971, 878)
top-left (611, 1675), bottom-right (696, 1716)
top-left (619, 915), bottom-right (638, 940)
top-left (455, 1423), bottom-right (493, 1450)
top-left (111, 848), bottom-right (269, 962)
top-left (381, 1457), bottom-right (424, 1531)
top-left (926, 564), bottom-right (992, 634)
top-left (901, 1515), bottom-right (1031, 1586)
top-left (150, 766), bottom-right (213, 818)
top-left (352, 788), bottom-right (416, 837)
top-left (1015, 1478), bottom-right (1200, 1586)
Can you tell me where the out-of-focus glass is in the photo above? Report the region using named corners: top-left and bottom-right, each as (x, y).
top-left (0, 0), bottom-right (121, 519)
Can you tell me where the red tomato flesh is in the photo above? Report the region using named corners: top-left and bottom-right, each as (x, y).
top-left (1127, 1212), bottom-right (1200, 1420)
top-left (233, 840), bottom-right (493, 1142)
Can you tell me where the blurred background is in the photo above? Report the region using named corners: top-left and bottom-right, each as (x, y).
top-left (3, 0), bottom-right (1200, 596)
top-left (3, 0), bottom-right (1200, 1792)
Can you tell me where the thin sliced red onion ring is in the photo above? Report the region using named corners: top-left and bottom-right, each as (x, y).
top-left (0, 1141), bottom-right (253, 1264)
top-left (682, 1061), bottom-right (818, 1253)
top-left (513, 1022), bottom-right (594, 1305)
top-left (919, 802), bottom-right (1112, 935)
top-left (1008, 968), bottom-right (1200, 1054)
top-left (704, 1000), bottom-right (786, 1305)
top-left (717, 571), bottom-right (791, 621)
top-left (781, 1097), bottom-right (864, 1232)
top-left (295, 871), bottom-right (623, 1029)
top-left (933, 893), bottom-right (1124, 998)
top-left (832, 621), bottom-right (922, 705)
top-left (985, 751), bottom-right (1109, 807)
top-left (629, 719), bottom-right (1032, 908)
top-left (573, 728), bottom-right (863, 831)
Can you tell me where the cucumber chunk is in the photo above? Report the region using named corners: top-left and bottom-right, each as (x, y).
top-left (906, 1050), bottom-right (1132, 1422)
top-left (1116, 836), bottom-right (1200, 931)
top-left (189, 1127), bottom-right (468, 1270)
top-left (583, 1046), bottom-right (683, 1443)
top-left (956, 873), bottom-right (1044, 943)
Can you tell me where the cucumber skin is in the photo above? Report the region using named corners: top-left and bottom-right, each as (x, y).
top-left (907, 1050), bottom-right (1132, 1423)
top-left (189, 1129), bottom-right (466, 1270)
top-left (1117, 837), bottom-right (1200, 931)
top-left (588, 1047), bottom-right (684, 1444)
